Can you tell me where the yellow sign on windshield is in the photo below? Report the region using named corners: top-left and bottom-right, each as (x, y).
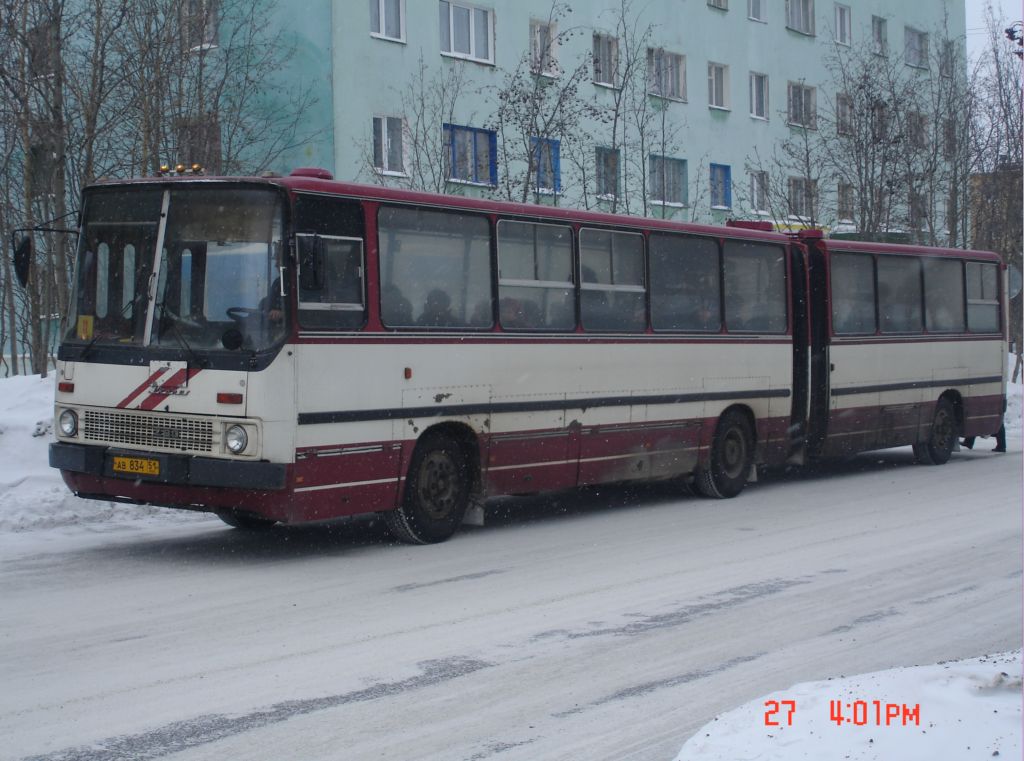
top-left (76, 315), bottom-right (94, 340)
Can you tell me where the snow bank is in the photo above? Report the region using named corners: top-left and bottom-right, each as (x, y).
top-left (0, 373), bottom-right (210, 532)
top-left (674, 651), bottom-right (1022, 760)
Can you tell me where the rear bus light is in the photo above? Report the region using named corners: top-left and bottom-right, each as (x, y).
top-left (58, 382), bottom-right (74, 393)
top-left (217, 393), bottom-right (244, 405)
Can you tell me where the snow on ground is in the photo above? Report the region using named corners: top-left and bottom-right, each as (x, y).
top-left (0, 361), bottom-right (1020, 759)
top-left (675, 651), bottom-right (1022, 761)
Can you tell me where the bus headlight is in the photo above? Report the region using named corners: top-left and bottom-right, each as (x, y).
top-left (225, 424), bottom-right (249, 454)
top-left (59, 409), bottom-right (78, 437)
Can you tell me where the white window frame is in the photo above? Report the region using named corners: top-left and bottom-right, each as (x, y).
top-left (648, 48), bottom-right (686, 101)
top-left (373, 115), bottom-right (406, 176)
top-left (530, 18), bottom-right (559, 77)
top-left (749, 71), bottom-right (768, 119)
top-left (748, 0), bottom-right (765, 21)
top-left (439, 1), bottom-right (494, 64)
top-left (872, 15), bottom-right (888, 56)
top-left (837, 182), bottom-right (855, 222)
top-left (904, 26), bottom-right (928, 69)
top-left (370, 0), bottom-right (406, 42)
top-left (787, 176), bottom-right (816, 220)
top-left (708, 62), bottom-right (730, 109)
top-left (787, 82), bottom-right (816, 128)
top-left (593, 32), bottom-right (619, 87)
top-left (835, 3), bottom-right (851, 45)
top-left (708, 0), bottom-right (728, 10)
top-left (595, 147), bottom-right (620, 198)
top-left (649, 155), bottom-right (688, 206)
top-left (749, 170), bottom-right (769, 214)
top-left (786, 0), bottom-right (815, 35)
top-left (836, 93), bottom-right (853, 135)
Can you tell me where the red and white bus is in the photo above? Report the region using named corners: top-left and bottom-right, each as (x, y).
top-left (42, 168), bottom-right (1006, 542)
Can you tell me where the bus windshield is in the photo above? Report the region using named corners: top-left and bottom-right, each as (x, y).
top-left (66, 185), bottom-right (286, 354)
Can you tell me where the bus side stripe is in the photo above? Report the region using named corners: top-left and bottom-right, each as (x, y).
top-left (831, 375), bottom-right (1002, 397)
top-left (296, 388), bottom-right (791, 426)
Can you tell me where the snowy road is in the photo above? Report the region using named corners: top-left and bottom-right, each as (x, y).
top-left (2, 444), bottom-right (1020, 761)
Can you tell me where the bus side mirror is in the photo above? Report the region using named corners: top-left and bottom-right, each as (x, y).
top-left (298, 236), bottom-right (323, 291)
top-left (12, 236), bottom-right (31, 287)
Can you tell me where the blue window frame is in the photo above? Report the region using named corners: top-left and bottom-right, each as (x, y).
top-left (443, 123), bottom-right (497, 185)
top-left (531, 137), bottom-right (561, 193)
top-left (710, 163), bottom-right (732, 208)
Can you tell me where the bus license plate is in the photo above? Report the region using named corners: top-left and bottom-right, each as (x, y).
top-left (112, 456), bottom-right (160, 476)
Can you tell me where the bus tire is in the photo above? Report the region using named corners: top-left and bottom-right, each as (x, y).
top-left (216, 510), bottom-right (277, 530)
top-left (913, 397), bottom-right (957, 466)
top-left (385, 434), bottom-right (469, 544)
top-left (696, 410), bottom-right (753, 499)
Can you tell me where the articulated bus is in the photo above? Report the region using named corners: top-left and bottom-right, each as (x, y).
top-left (42, 168), bottom-right (1006, 543)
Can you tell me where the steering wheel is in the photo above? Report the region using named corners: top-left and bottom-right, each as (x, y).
top-left (226, 307), bottom-right (260, 322)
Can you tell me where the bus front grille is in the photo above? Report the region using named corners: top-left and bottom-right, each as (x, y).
top-left (83, 410), bottom-right (215, 453)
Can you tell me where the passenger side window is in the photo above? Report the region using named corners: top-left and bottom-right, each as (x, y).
top-left (877, 256), bottom-right (923, 333)
top-left (723, 241), bottom-right (787, 333)
top-left (294, 195), bottom-right (366, 330)
top-left (579, 228), bottom-right (646, 331)
top-left (966, 261), bottom-right (1000, 333)
top-left (830, 252), bottom-right (876, 335)
top-left (497, 220), bottom-right (575, 330)
top-left (297, 235), bottom-right (365, 330)
top-left (923, 257), bottom-right (965, 332)
top-left (378, 206), bottom-right (492, 329)
top-left (649, 233), bottom-right (721, 332)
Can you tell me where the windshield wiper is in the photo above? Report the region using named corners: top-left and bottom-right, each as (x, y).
top-left (157, 306), bottom-right (208, 368)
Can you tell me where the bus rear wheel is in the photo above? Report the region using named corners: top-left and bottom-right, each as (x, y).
top-left (913, 398), bottom-right (957, 465)
top-left (216, 510), bottom-right (277, 530)
top-left (385, 433), bottom-right (469, 544)
top-left (696, 410), bottom-right (754, 499)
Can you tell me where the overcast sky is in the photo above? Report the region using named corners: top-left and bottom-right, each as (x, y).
top-left (964, 0), bottom-right (1023, 57)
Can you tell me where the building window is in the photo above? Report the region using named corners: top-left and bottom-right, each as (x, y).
top-left (939, 40), bottom-right (955, 77)
top-left (708, 0), bottom-right (728, 9)
top-left (943, 118), bottom-right (957, 159)
top-left (176, 114), bottom-right (222, 173)
top-left (837, 182), bottom-right (855, 221)
top-left (872, 15), bottom-right (887, 55)
top-left (650, 155), bottom-right (687, 205)
top-left (788, 176), bottom-right (816, 219)
top-left (749, 170), bottom-right (769, 213)
top-left (836, 93), bottom-right (853, 135)
top-left (908, 111), bottom-right (926, 149)
top-left (532, 137), bottom-right (560, 193)
top-left (786, 0), bottom-right (815, 35)
top-left (593, 33), bottom-right (619, 86)
top-left (183, 0), bottom-right (218, 49)
top-left (749, 72), bottom-right (768, 119)
top-left (648, 48), bottom-right (686, 100)
top-left (443, 123), bottom-right (497, 185)
top-left (787, 82), bottom-right (816, 128)
top-left (710, 163), bottom-right (732, 208)
top-left (748, 0), bottom-right (765, 21)
top-left (708, 62), bottom-right (729, 108)
top-left (370, 0), bottom-right (404, 41)
top-left (596, 147), bottom-right (619, 197)
top-left (834, 4), bottom-right (851, 45)
top-left (439, 1), bottom-right (493, 63)
top-left (905, 26), bottom-right (928, 68)
top-left (908, 189), bottom-right (928, 229)
top-left (871, 102), bottom-right (889, 142)
top-left (373, 116), bottom-right (404, 174)
top-left (530, 18), bottom-right (558, 76)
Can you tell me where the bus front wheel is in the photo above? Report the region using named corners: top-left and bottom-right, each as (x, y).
top-left (385, 433), bottom-right (469, 544)
top-left (696, 410), bottom-right (754, 499)
top-left (913, 398), bottom-right (957, 465)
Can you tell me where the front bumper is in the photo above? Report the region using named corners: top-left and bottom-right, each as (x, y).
top-left (49, 442), bottom-right (287, 490)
